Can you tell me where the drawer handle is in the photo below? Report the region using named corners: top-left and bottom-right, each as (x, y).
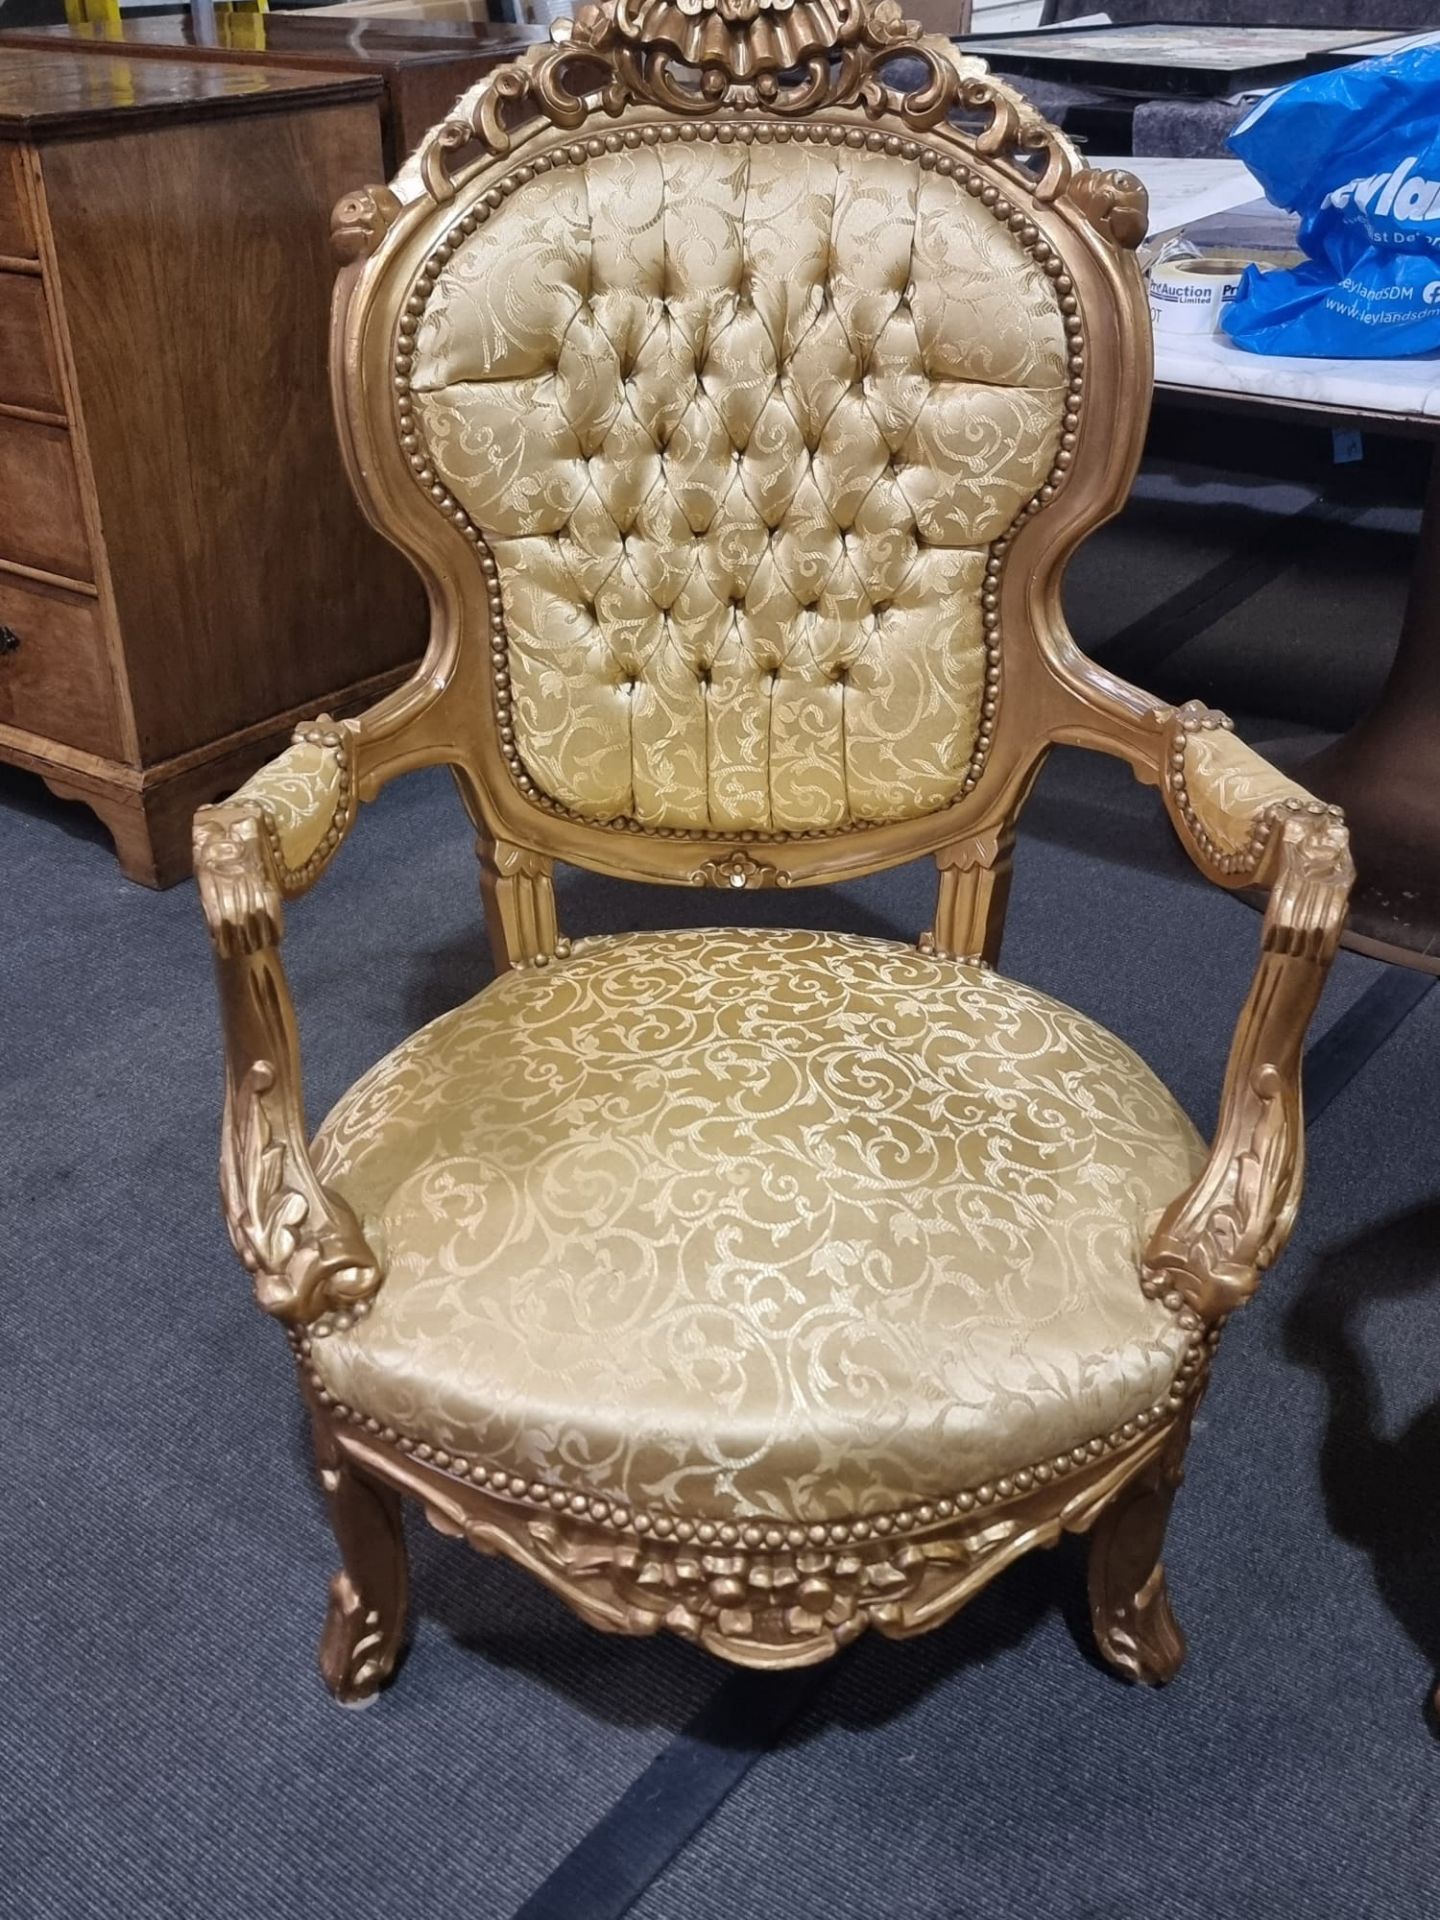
top-left (0, 626), bottom-right (18, 655)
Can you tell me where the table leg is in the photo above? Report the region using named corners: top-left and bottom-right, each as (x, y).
top-left (1298, 444), bottom-right (1440, 973)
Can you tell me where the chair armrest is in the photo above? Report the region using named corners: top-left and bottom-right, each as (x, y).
top-left (194, 719), bottom-right (380, 1326)
top-left (1158, 701), bottom-right (1341, 887)
top-left (195, 719), bottom-right (356, 954)
top-left (1141, 705), bottom-right (1354, 1321)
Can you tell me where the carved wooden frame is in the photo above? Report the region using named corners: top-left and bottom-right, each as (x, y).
top-left (194, 0), bottom-right (1352, 1701)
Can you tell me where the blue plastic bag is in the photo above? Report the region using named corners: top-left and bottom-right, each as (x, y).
top-left (1224, 46), bottom-right (1440, 359)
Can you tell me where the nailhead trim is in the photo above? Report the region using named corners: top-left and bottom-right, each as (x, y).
top-left (392, 118), bottom-right (1085, 834)
top-left (292, 1316), bottom-right (1209, 1548)
top-left (308, 1292), bottom-right (374, 1341)
top-left (1165, 707), bottom-right (1342, 880)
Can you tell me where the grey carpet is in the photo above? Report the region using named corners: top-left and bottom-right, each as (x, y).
top-left (4, 451), bottom-right (1438, 1917)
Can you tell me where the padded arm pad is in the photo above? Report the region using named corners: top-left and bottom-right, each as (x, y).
top-left (1162, 702), bottom-right (1338, 881)
top-left (222, 720), bottom-right (355, 882)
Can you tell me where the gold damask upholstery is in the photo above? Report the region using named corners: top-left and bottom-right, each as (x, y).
top-left (412, 141), bottom-right (1067, 830)
top-left (309, 929), bottom-right (1205, 1523)
top-left (1179, 716), bottom-right (1318, 860)
top-left (194, 0), bottom-right (1354, 1699)
top-left (223, 727), bottom-right (351, 875)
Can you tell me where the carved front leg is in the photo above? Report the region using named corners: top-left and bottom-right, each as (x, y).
top-left (313, 1409), bottom-right (409, 1706)
top-left (1088, 1406), bottom-right (1195, 1686)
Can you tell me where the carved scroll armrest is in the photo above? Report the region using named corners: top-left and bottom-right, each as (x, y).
top-left (195, 720), bottom-right (357, 956)
top-left (1142, 800), bottom-right (1354, 1322)
top-left (194, 726), bottom-right (380, 1327)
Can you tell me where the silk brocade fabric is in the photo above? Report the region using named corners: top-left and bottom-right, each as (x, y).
top-left (309, 931), bottom-right (1205, 1525)
top-left (409, 140), bottom-right (1069, 832)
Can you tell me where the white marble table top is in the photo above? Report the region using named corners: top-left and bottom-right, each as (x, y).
top-left (1092, 155), bottom-right (1440, 428)
top-left (1113, 155), bottom-right (1259, 239)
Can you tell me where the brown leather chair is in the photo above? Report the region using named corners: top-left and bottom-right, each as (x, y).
top-left (195, 0), bottom-right (1352, 1704)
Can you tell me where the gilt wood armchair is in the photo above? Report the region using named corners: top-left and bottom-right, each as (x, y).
top-left (194, 0), bottom-right (1353, 1703)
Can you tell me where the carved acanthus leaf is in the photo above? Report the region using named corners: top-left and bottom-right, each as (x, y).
top-left (1262, 808), bottom-right (1354, 962)
top-left (1144, 808), bottom-right (1352, 1321)
top-left (1144, 1062), bottom-right (1293, 1319)
top-left (610, 0), bottom-right (870, 78)
top-left (222, 1062), bottom-right (382, 1323)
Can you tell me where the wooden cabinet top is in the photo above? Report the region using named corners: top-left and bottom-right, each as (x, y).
top-left (266, 2), bottom-right (544, 48)
top-left (0, 45), bottom-right (384, 140)
top-left (0, 16), bottom-right (545, 76)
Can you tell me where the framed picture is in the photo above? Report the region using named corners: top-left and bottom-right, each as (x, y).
top-left (954, 22), bottom-right (1403, 99)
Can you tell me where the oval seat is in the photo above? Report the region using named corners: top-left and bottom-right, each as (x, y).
top-left (309, 928), bottom-right (1206, 1529)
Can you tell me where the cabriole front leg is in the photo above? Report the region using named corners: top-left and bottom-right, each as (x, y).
top-left (1087, 1402), bottom-right (1195, 1686)
top-left (312, 1407), bottom-right (410, 1706)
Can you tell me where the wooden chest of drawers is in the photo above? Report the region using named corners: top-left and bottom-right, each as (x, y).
top-left (0, 49), bottom-right (429, 884)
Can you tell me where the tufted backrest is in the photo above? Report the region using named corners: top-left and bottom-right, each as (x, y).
top-left (410, 136), bottom-right (1069, 833)
top-left (335, 1), bottom-right (1152, 889)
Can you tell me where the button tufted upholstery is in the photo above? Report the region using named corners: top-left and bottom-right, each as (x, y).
top-left (410, 138), bottom-right (1069, 832)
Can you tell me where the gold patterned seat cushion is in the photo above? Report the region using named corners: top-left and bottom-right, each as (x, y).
top-left (309, 929), bottom-right (1206, 1526)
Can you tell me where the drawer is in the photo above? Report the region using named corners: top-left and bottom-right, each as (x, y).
top-left (0, 148), bottom-right (36, 260)
top-left (0, 415), bottom-right (92, 584)
top-left (0, 271), bottom-right (63, 416)
top-left (0, 572), bottom-right (122, 759)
